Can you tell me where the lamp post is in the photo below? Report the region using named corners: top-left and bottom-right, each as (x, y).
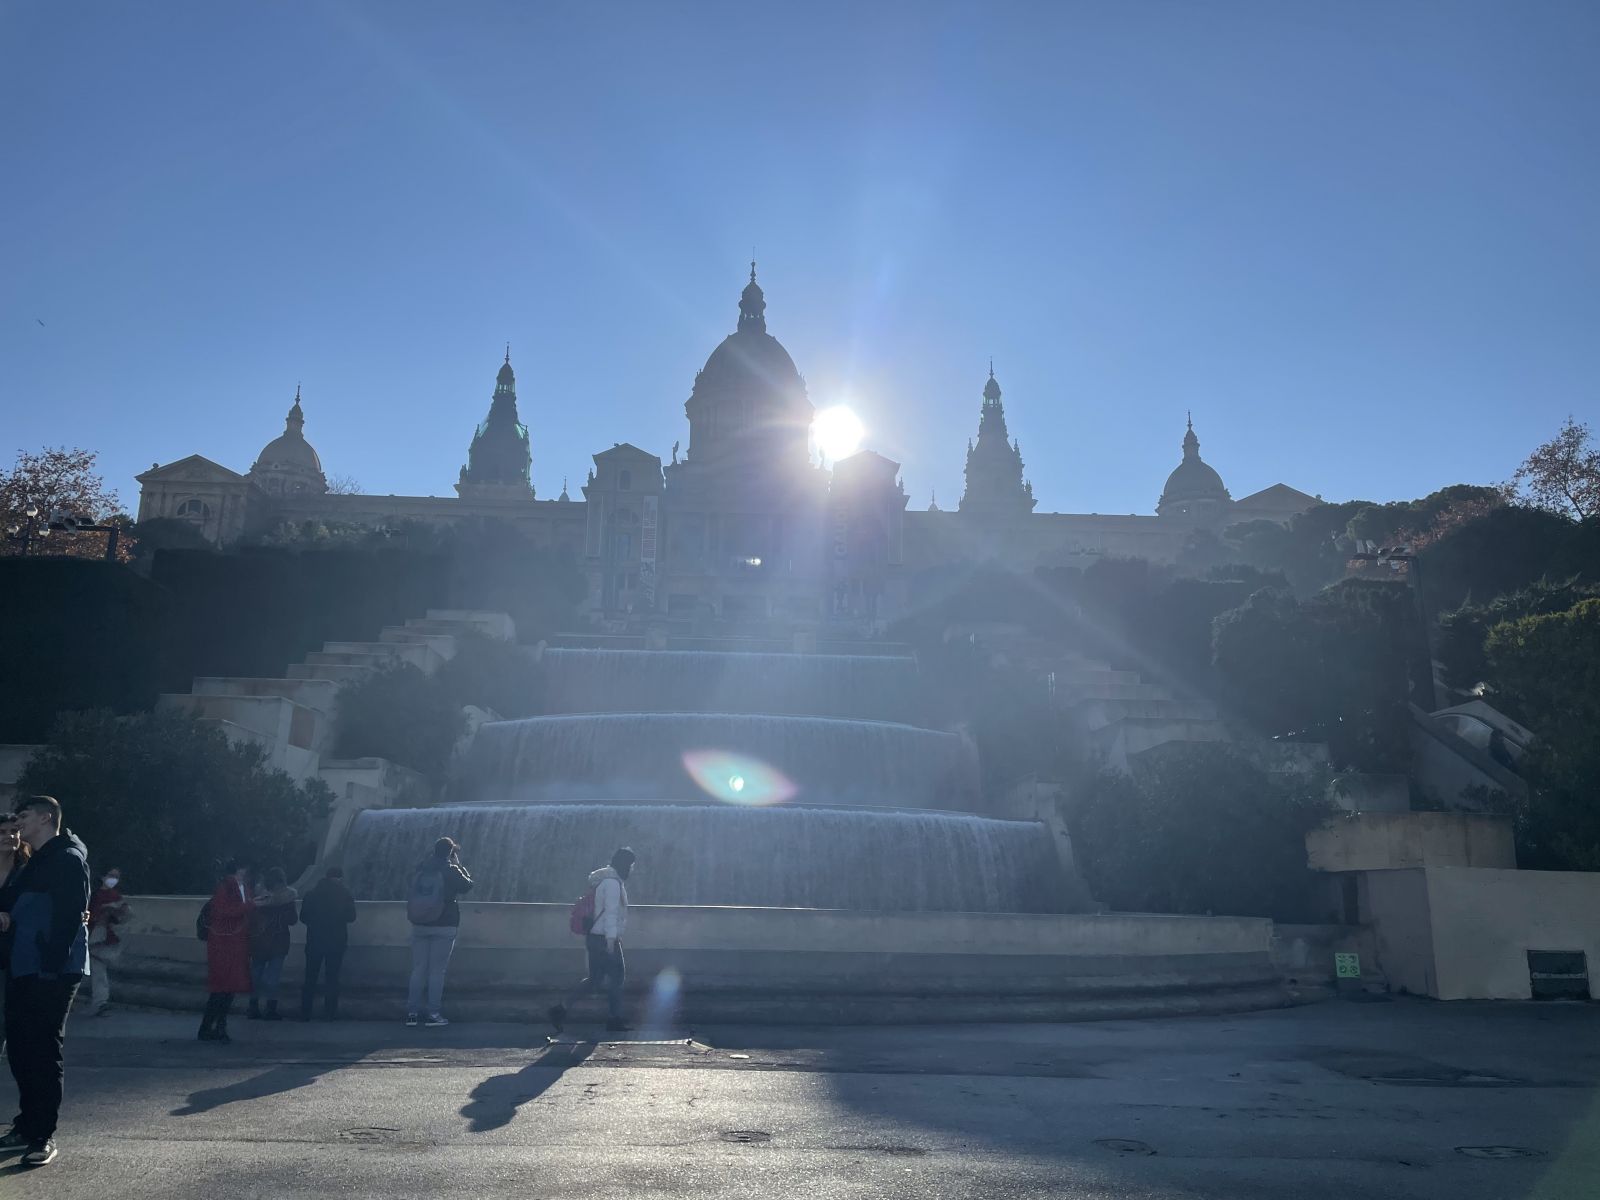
top-left (5, 503), bottom-right (121, 560)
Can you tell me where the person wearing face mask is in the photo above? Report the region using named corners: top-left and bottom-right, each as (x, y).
top-left (85, 867), bottom-right (130, 1017)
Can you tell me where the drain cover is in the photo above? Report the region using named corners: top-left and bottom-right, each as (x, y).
top-left (1456, 1146), bottom-right (1545, 1159)
top-left (1095, 1138), bottom-right (1156, 1156)
top-left (721, 1130), bottom-right (773, 1144)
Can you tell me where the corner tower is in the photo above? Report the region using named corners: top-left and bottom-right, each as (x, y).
top-left (457, 348), bottom-right (534, 501)
top-left (958, 366), bottom-right (1036, 518)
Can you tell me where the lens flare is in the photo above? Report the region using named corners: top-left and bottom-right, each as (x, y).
top-left (682, 750), bottom-right (797, 806)
top-left (643, 966), bottom-right (684, 1037)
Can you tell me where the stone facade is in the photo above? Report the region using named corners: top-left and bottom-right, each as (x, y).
top-left (138, 267), bottom-right (1319, 627)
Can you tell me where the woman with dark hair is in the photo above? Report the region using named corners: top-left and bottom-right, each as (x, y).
top-left (198, 859), bottom-right (253, 1042)
top-left (247, 867), bottom-right (297, 1021)
top-left (0, 815), bottom-right (31, 1059)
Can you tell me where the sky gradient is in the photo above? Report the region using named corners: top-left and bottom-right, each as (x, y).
top-left (3, 1), bottom-right (1597, 518)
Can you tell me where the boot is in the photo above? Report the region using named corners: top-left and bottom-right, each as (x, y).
top-left (215, 1005), bottom-right (233, 1044)
top-left (246, 998), bottom-right (261, 1020)
top-left (263, 1000), bottom-right (281, 1021)
top-left (197, 1004), bottom-right (217, 1041)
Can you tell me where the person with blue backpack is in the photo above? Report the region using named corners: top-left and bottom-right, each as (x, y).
top-left (404, 837), bottom-right (472, 1028)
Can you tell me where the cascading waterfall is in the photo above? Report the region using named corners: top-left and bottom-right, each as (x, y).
top-left (456, 712), bottom-right (981, 809)
top-left (540, 649), bottom-right (928, 723)
top-left (342, 803), bottom-right (1063, 913)
top-left (344, 647), bottom-right (1072, 914)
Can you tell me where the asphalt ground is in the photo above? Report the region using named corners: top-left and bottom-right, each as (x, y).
top-left (1, 995), bottom-right (1596, 1198)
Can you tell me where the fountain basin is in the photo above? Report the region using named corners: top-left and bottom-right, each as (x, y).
top-left (456, 713), bottom-right (981, 809)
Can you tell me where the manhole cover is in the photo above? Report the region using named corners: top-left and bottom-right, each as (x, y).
top-left (720, 1130), bottom-right (772, 1144)
top-left (1456, 1146), bottom-right (1545, 1160)
top-left (338, 1127), bottom-right (399, 1143)
top-left (1095, 1138), bottom-right (1156, 1156)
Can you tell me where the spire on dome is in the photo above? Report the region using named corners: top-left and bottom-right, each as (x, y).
top-left (286, 385), bottom-right (305, 431)
top-left (738, 260), bottom-right (767, 333)
top-left (1182, 412), bottom-right (1200, 460)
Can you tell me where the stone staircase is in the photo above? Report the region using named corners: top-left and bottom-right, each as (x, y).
top-left (155, 610), bottom-right (515, 872)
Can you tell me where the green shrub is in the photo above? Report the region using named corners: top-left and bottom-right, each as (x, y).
top-left (1065, 742), bottom-right (1331, 920)
top-left (16, 709), bottom-right (332, 894)
top-left (332, 662), bottom-right (465, 776)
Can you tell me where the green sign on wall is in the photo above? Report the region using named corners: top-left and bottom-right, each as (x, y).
top-left (1335, 952), bottom-right (1362, 979)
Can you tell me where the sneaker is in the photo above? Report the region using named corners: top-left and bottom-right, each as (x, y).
top-left (405, 1013), bottom-right (420, 1027)
top-left (424, 1013), bottom-right (449, 1027)
top-left (21, 1139), bottom-right (56, 1168)
top-left (546, 1003), bottom-right (567, 1033)
top-left (0, 1125), bottom-right (29, 1152)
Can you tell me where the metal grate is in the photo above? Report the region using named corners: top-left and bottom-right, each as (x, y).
top-left (1527, 950), bottom-right (1590, 1001)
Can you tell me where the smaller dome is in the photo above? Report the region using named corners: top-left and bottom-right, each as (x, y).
top-left (1157, 416), bottom-right (1229, 516)
top-left (250, 390), bottom-right (327, 494)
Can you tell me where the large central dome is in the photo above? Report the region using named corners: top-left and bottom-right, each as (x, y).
top-left (682, 264), bottom-right (814, 474)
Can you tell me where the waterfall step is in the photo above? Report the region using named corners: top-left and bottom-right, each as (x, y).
top-left (407, 609), bottom-right (516, 640)
top-left (378, 626), bottom-right (461, 658)
top-left (158, 691), bottom-right (331, 753)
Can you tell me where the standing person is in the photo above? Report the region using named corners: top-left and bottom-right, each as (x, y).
top-left (85, 866), bottom-right (130, 1016)
top-left (0, 816), bottom-right (32, 1061)
top-left (298, 867), bottom-right (357, 1020)
top-left (247, 867), bottom-right (297, 1021)
top-left (0, 796), bottom-right (92, 1169)
top-left (548, 847), bottom-right (636, 1035)
top-left (198, 860), bottom-right (253, 1043)
top-left (404, 837), bottom-right (472, 1028)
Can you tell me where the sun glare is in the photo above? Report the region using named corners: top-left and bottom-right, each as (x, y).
top-left (813, 404), bottom-right (865, 461)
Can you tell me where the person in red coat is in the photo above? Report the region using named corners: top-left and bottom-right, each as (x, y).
top-left (198, 860), bottom-right (253, 1043)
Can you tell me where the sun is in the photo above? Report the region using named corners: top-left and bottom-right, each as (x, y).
top-left (812, 405), bottom-right (865, 461)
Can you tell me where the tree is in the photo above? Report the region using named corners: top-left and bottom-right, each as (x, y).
top-left (434, 631), bottom-right (545, 718)
top-left (332, 662), bottom-right (466, 776)
top-left (1436, 579), bottom-right (1600, 697)
top-left (15, 709), bottom-right (332, 893)
top-left (325, 474), bottom-right (364, 495)
top-left (1484, 598), bottom-right (1600, 869)
top-left (1508, 417), bottom-right (1600, 520)
top-left (1064, 742), bottom-right (1331, 919)
top-left (1212, 581), bottom-right (1417, 772)
top-left (0, 447), bottom-right (133, 562)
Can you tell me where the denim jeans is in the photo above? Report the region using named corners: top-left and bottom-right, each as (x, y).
top-left (407, 925), bottom-right (457, 1015)
top-left (250, 955), bottom-right (285, 1003)
top-left (584, 934), bottom-right (626, 1021)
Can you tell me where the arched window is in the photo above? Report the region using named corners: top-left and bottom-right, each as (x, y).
top-left (176, 498), bottom-right (211, 524)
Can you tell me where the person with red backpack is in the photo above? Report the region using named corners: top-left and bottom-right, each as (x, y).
top-left (404, 837), bottom-right (472, 1028)
top-left (548, 847), bottom-right (636, 1035)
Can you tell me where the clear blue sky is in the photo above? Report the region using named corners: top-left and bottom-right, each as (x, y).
top-left (3, 1), bottom-right (1597, 517)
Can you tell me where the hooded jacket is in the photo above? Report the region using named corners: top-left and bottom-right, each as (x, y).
top-left (4, 828), bottom-right (92, 978)
top-left (249, 884), bottom-right (299, 961)
top-left (588, 865), bottom-right (628, 942)
top-left (300, 876), bottom-right (358, 947)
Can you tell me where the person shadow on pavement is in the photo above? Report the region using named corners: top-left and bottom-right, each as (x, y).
top-left (460, 1040), bottom-right (596, 1133)
top-left (171, 1056), bottom-right (363, 1116)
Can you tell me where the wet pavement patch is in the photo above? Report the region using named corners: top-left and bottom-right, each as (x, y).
top-left (827, 1144), bottom-right (929, 1157)
top-left (1095, 1138), bottom-right (1156, 1156)
top-left (719, 1130), bottom-right (773, 1144)
top-left (1313, 1052), bottom-right (1535, 1088)
top-left (1456, 1146), bottom-right (1546, 1159)
top-left (337, 1127), bottom-right (400, 1143)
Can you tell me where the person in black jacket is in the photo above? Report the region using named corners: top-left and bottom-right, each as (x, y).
top-left (0, 796), bottom-right (91, 1169)
top-left (299, 867), bottom-right (357, 1020)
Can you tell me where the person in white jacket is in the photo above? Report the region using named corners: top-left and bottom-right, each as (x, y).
top-left (549, 846), bottom-right (636, 1034)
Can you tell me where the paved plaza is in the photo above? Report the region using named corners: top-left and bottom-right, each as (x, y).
top-left (3, 997), bottom-right (1597, 1198)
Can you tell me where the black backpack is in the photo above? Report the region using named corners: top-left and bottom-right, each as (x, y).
top-left (196, 898), bottom-right (213, 942)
